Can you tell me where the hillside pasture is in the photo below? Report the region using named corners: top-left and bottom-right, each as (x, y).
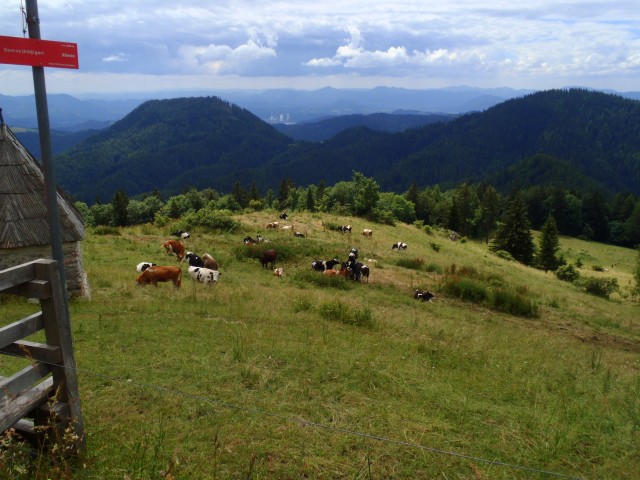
top-left (1, 211), bottom-right (639, 479)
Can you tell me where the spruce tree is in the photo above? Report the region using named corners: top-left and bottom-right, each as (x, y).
top-left (111, 189), bottom-right (129, 227)
top-left (491, 191), bottom-right (535, 265)
top-left (538, 215), bottom-right (561, 272)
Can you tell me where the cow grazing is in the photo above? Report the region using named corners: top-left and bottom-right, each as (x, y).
top-left (188, 266), bottom-right (221, 286)
top-left (361, 229), bottom-right (373, 237)
top-left (136, 266), bottom-right (182, 289)
top-left (171, 229), bottom-right (190, 239)
top-left (414, 289), bottom-right (435, 302)
top-left (293, 231), bottom-right (305, 238)
top-left (259, 249), bottom-right (277, 269)
top-left (347, 260), bottom-right (370, 282)
top-left (162, 240), bottom-right (185, 261)
top-left (392, 242), bottom-right (408, 250)
top-left (136, 262), bottom-right (156, 273)
top-left (244, 236), bottom-right (258, 245)
top-left (312, 258), bottom-right (340, 272)
top-left (281, 225), bottom-right (294, 231)
top-left (265, 221), bottom-right (279, 229)
top-left (185, 252), bottom-right (204, 267)
top-left (339, 225), bottom-right (352, 234)
top-left (273, 267), bottom-right (285, 277)
top-left (279, 212), bottom-right (288, 220)
top-left (202, 253), bottom-right (219, 270)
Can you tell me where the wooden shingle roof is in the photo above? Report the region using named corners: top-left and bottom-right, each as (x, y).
top-left (0, 123), bottom-right (84, 249)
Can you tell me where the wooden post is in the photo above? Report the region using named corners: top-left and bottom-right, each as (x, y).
top-left (34, 260), bottom-right (85, 451)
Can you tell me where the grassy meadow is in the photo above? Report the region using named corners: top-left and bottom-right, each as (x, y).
top-left (2, 211), bottom-right (639, 479)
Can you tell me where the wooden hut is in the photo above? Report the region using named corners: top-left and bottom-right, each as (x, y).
top-left (0, 117), bottom-right (90, 298)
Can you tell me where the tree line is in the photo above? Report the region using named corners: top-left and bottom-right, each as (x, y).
top-left (77, 171), bottom-right (640, 250)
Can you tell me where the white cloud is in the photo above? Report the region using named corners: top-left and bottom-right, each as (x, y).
top-left (178, 38), bottom-right (277, 74)
top-left (103, 53), bottom-right (128, 63)
top-left (1, 1), bottom-right (639, 94)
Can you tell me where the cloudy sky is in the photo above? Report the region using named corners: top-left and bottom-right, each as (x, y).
top-left (1, 0), bottom-right (638, 97)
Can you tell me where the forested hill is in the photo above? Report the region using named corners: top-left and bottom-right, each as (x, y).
top-left (273, 112), bottom-right (455, 141)
top-left (53, 97), bottom-right (292, 203)
top-left (257, 89), bottom-right (640, 195)
top-left (53, 89), bottom-right (640, 203)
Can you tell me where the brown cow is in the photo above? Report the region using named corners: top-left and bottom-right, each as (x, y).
top-left (136, 266), bottom-right (182, 289)
top-left (202, 253), bottom-right (219, 270)
top-left (361, 228), bottom-right (373, 237)
top-left (162, 240), bottom-right (185, 261)
top-left (259, 249), bottom-right (277, 269)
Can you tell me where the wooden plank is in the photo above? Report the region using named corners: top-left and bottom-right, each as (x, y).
top-left (2, 279), bottom-right (51, 299)
top-left (35, 260), bottom-right (85, 449)
top-left (0, 376), bottom-right (54, 432)
top-left (0, 362), bottom-right (51, 404)
top-left (0, 312), bottom-right (44, 350)
top-left (0, 262), bottom-right (36, 292)
top-left (0, 340), bottom-right (62, 364)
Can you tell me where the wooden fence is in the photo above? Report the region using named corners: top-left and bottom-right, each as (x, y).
top-left (0, 258), bottom-right (84, 452)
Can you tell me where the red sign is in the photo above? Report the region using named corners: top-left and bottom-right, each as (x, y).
top-left (0, 35), bottom-right (78, 69)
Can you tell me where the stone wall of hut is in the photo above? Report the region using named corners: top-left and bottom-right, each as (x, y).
top-left (0, 241), bottom-right (90, 298)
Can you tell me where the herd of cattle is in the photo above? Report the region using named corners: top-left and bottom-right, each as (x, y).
top-left (134, 219), bottom-right (434, 302)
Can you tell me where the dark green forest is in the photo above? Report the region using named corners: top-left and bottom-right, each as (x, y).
top-left (56, 89), bottom-right (640, 247)
top-left (54, 89), bottom-right (640, 205)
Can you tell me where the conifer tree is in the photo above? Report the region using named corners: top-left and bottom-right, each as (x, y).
top-left (633, 246), bottom-right (640, 298)
top-left (538, 215), bottom-right (562, 272)
top-left (491, 191), bottom-right (535, 265)
top-left (111, 189), bottom-right (129, 227)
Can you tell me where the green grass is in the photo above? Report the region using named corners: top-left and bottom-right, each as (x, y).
top-left (2, 211), bottom-right (639, 479)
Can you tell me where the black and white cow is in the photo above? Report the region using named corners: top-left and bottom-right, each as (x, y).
top-left (311, 258), bottom-right (340, 272)
top-left (171, 229), bottom-right (191, 239)
top-left (136, 261), bottom-right (156, 273)
top-left (392, 242), bottom-right (408, 250)
top-left (414, 289), bottom-right (435, 302)
top-left (188, 266), bottom-right (221, 286)
top-left (185, 252), bottom-right (205, 267)
top-left (339, 225), bottom-right (352, 234)
top-left (347, 259), bottom-right (369, 282)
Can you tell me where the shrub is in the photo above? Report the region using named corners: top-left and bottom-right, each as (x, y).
top-left (490, 288), bottom-right (539, 318)
top-left (322, 221), bottom-right (342, 232)
top-left (430, 242), bottom-right (441, 252)
top-left (396, 257), bottom-right (425, 271)
top-left (592, 265), bottom-right (605, 272)
top-left (93, 225), bottom-right (120, 235)
top-left (440, 276), bottom-right (488, 303)
top-left (555, 264), bottom-right (580, 282)
top-left (183, 208), bottom-right (240, 232)
top-left (581, 277), bottom-right (619, 298)
top-left (318, 301), bottom-right (375, 328)
top-left (425, 263), bottom-right (443, 274)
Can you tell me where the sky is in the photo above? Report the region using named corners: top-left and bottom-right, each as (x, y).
top-left (1, 0), bottom-right (639, 97)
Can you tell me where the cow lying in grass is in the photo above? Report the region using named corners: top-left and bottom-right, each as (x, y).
top-left (414, 289), bottom-right (435, 302)
top-left (136, 266), bottom-right (182, 289)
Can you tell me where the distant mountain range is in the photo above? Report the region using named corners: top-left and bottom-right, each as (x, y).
top-left (50, 89), bottom-right (640, 203)
top-left (11, 85), bottom-right (640, 132)
top-left (273, 112), bottom-right (456, 142)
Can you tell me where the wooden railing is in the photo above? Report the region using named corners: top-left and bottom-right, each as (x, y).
top-left (0, 259), bottom-right (84, 452)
